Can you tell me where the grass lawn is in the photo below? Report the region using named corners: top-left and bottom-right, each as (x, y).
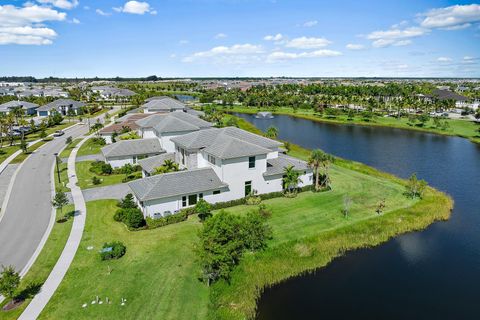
top-left (59, 138), bottom-right (82, 159)
top-left (0, 145), bottom-right (21, 164)
top-left (76, 138), bottom-right (105, 157)
top-left (37, 158), bottom-right (450, 320)
top-left (75, 161), bottom-right (125, 189)
top-left (10, 139), bottom-right (51, 165)
top-left (227, 106), bottom-right (480, 144)
top-left (0, 205), bottom-right (74, 319)
top-left (26, 122), bottom-right (77, 143)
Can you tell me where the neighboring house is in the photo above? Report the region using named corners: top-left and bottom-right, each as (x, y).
top-left (99, 113), bottom-right (153, 144)
top-left (428, 89), bottom-right (471, 109)
top-left (92, 86), bottom-right (136, 101)
top-left (128, 126), bottom-right (313, 218)
top-left (36, 99), bottom-right (85, 116)
top-left (137, 153), bottom-right (175, 177)
top-left (101, 138), bottom-right (165, 168)
top-left (143, 96), bottom-right (187, 113)
top-left (135, 111), bottom-right (213, 153)
top-left (0, 101), bottom-right (39, 115)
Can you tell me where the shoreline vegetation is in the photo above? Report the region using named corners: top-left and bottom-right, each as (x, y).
top-left (223, 106), bottom-right (480, 145)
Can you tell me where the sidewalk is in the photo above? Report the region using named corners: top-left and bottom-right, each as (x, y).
top-left (18, 134), bottom-right (91, 320)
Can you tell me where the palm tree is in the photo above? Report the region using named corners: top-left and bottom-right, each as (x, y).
top-left (282, 165), bottom-right (302, 195)
top-left (153, 159), bottom-right (179, 175)
top-left (308, 149), bottom-right (324, 191)
top-left (265, 126), bottom-right (279, 139)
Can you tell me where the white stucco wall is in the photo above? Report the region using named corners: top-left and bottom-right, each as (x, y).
top-left (107, 156), bottom-right (134, 168)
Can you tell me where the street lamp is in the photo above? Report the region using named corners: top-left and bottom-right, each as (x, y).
top-left (53, 152), bottom-right (61, 184)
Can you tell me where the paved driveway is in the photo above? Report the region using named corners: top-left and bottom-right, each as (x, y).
top-left (81, 183), bottom-right (131, 202)
top-left (0, 125), bottom-right (88, 272)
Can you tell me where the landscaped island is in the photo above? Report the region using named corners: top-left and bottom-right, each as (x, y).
top-left (26, 117), bottom-right (453, 320)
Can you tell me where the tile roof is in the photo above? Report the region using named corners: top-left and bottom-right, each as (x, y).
top-left (0, 100), bottom-right (38, 111)
top-left (101, 138), bottom-right (164, 158)
top-left (128, 167), bottom-right (227, 201)
top-left (37, 99), bottom-right (85, 112)
top-left (264, 154), bottom-right (311, 177)
top-left (143, 96), bottom-right (186, 111)
top-left (135, 111), bottom-right (212, 134)
top-left (137, 153), bottom-right (176, 174)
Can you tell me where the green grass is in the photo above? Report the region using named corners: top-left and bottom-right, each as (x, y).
top-left (54, 140), bottom-right (83, 193)
top-left (26, 122), bottom-right (77, 143)
top-left (38, 160), bottom-right (452, 319)
top-left (227, 106), bottom-right (480, 144)
top-left (76, 138), bottom-right (104, 157)
top-left (39, 200), bottom-right (210, 320)
top-left (75, 161), bottom-right (125, 189)
top-left (10, 140), bottom-right (49, 164)
top-left (0, 205), bottom-right (74, 319)
top-left (0, 145), bottom-right (21, 164)
top-left (59, 138), bottom-right (82, 159)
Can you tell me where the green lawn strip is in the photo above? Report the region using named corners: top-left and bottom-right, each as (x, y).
top-left (75, 161), bottom-right (125, 189)
top-left (59, 138), bottom-right (82, 159)
top-left (26, 122), bottom-right (78, 143)
top-left (39, 200), bottom-right (210, 320)
top-left (0, 145), bottom-right (21, 164)
top-left (0, 205), bottom-right (74, 319)
top-left (76, 138), bottom-right (104, 157)
top-left (10, 139), bottom-right (50, 165)
top-left (227, 106), bottom-right (480, 144)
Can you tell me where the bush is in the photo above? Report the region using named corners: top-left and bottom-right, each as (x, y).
top-left (113, 208), bottom-right (127, 222)
top-left (117, 193), bottom-right (137, 209)
top-left (146, 210), bottom-right (188, 229)
top-left (121, 172), bottom-right (142, 183)
top-left (195, 199), bottom-right (212, 222)
top-left (113, 164), bottom-right (141, 175)
top-left (89, 161), bottom-right (113, 175)
top-left (92, 176), bottom-right (101, 185)
top-left (124, 208), bottom-right (145, 229)
top-left (99, 241), bottom-right (126, 260)
top-left (91, 137), bottom-right (106, 146)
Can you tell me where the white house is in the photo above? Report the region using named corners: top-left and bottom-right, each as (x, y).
top-left (135, 111), bottom-right (213, 153)
top-left (0, 101), bottom-right (39, 115)
top-left (101, 138), bottom-right (165, 168)
top-left (142, 96), bottom-right (187, 113)
top-left (36, 99), bottom-right (85, 117)
top-left (128, 126), bottom-right (313, 218)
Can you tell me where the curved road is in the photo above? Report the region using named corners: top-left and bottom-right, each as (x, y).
top-left (0, 124), bottom-right (90, 273)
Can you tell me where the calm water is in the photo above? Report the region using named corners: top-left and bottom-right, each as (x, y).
top-left (235, 113), bottom-right (480, 320)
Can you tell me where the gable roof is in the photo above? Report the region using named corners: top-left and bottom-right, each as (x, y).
top-left (137, 153), bottom-right (176, 174)
top-left (101, 138), bottom-right (164, 158)
top-left (128, 167), bottom-right (227, 201)
top-left (143, 96), bottom-right (186, 111)
top-left (429, 89), bottom-right (469, 102)
top-left (37, 99), bottom-right (85, 112)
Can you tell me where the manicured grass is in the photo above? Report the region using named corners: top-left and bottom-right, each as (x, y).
top-left (0, 205), bottom-right (74, 319)
top-left (38, 160), bottom-right (452, 320)
top-left (40, 200), bottom-right (210, 320)
top-left (10, 139), bottom-right (50, 164)
top-left (75, 161), bottom-right (125, 189)
top-left (0, 145), bottom-right (21, 164)
top-left (59, 138), bottom-right (82, 159)
top-left (76, 138), bottom-right (104, 157)
top-left (26, 122), bottom-right (77, 143)
top-left (227, 106), bottom-right (480, 144)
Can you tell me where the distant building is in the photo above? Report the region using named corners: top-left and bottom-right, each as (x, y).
top-left (0, 101), bottom-right (39, 115)
top-left (37, 99), bottom-right (85, 117)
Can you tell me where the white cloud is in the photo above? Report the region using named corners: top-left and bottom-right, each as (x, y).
top-left (420, 4), bottom-right (480, 29)
top-left (437, 57), bottom-right (452, 62)
top-left (72, 17), bottom-right (80, 24)
top-left (285, 36), bottom-right (331, 49)
top-left (37, 0), bottom-right (79, 10)
top-left (264, 33), bottom-right (283, 41)
top-left (266, 49), bottom-right (342, 62)
top-left (115, 1), bottom-right (155, 15)
top-left (0, 4), bottom-right (65, 45)
top-left (302, 20), bottom-right (318, 27)
top-left (183, 43), bottom-right (264, 63)
top-left (462, 56), bottom-right (477, 64)
top-left (367, 26), bottom-right (427, 47)
top-left (95, 9), bottom-right (111, 16)
top-left (179, 39), bottom-right (189, 45)
top-left (214, 33), bottom-right (227, 39)
top-left (346, 43), bottom-right (365, 50)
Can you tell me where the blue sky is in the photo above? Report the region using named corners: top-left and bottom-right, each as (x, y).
top-left (0, 0), bottom-right (479, 77)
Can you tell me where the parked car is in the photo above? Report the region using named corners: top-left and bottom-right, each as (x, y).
top-left (53, 130), bottom-right (65, 137)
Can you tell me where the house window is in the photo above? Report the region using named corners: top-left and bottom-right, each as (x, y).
top-left (182, 196), bottom-right (187, 207)
top-left (248, 156), bottom-right (255, 168)
top-left (199, 193), bottom-right (203, 199)
top-left (213, 190), bottom-right (221, 195)
top-left (188, 194), bottom-right (198, 206)
top-left (181, 149), bottom-right (186, 165)
top-left (245, 181), bottom-right (252, 196)
top-left (207, 154), bottom-right (216, 165)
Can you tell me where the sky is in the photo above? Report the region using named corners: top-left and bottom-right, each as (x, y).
top-left (0, 0), bottom-right (479, 78)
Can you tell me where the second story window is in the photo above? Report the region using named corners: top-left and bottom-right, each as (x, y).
top-left (248, 156), bottom-right (255, 168)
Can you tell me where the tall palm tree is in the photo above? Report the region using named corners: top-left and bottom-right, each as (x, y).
top-left (308, 149), bottom-right (323, 191)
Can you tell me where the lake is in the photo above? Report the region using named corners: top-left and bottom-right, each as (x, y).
top-left (235, 113), bottom-right (480, 320)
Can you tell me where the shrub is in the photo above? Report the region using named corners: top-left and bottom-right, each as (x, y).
top-left (124, 208), bottom-right (145, 229)
top-left (121, 172), bottom-right (142, 183)
top-left (89, 161), bottom-right (112, 175)
top-left (195, 199), bottom-right (212, 222)
top-left (113, 208), bottom-right (127, 222)
top-left (146, 210), bottom-right (188, 229)
top-left (117, 193), bottom-right (137, 209)
top-left (99, 241), bottom-right (126, 261)
top-left (92, 176), bottom-right (101, 185)
top-left (91, 137), bottom-right (106, 146)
